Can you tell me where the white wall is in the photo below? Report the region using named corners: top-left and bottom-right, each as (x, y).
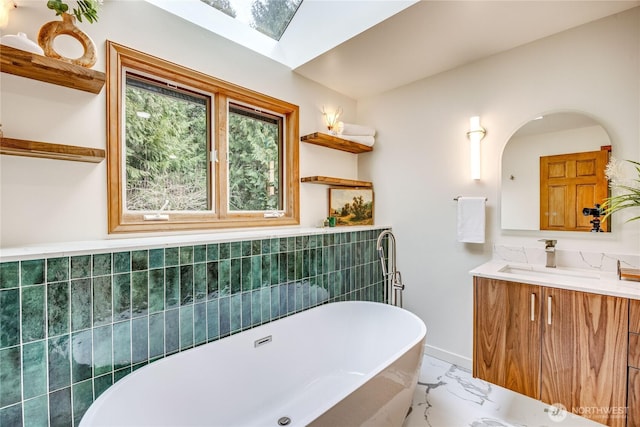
top-left (0, 0), bottom-right (357, 247)
top-left (358, 8), bottom-right (640, 366)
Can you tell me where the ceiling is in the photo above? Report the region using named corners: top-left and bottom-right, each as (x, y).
top-left (294, 1), bottom-right (640, 99)
top-left (149, 1), bottom-right (640, 100)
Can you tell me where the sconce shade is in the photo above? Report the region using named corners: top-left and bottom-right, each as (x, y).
top-left (467, 116), bottom-right (486, 180)
top-left (322, 106), bottom-right (342, 132)
top-left (470, 138), bottom-right (481, 180)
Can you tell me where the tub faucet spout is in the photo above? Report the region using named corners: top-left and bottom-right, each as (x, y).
top-left (539, 239), bottom-right (557, 268)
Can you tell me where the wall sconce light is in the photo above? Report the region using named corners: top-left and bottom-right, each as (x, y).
top-left (467, 116), bottom-right (486, 180)
top-left (0, 0), bottom-right (16, 28)
top-left (322, 106), bottom-right (343, 133)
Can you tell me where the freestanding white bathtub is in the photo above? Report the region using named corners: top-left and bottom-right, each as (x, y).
top-left (80, 301), bottom-right (427, 427)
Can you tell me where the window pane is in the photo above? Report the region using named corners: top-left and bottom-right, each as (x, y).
top-left (228, 104), bottom-right (281, 211)
top-left (200, 0), bottom-right (303, 41)
top-left (124, 75), bottom-right (210, 212)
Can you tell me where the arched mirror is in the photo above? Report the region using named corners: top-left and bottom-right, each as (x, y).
top-left (501, 112), bottom-right (611, 232)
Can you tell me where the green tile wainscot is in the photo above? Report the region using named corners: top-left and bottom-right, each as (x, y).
top-left (0, 228), bottom-right (389, 427)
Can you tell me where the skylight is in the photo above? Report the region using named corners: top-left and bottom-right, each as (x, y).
top-left (200, 0), bottom-right (303, 41)
top-left (145, 0), bottom-right (417, 69)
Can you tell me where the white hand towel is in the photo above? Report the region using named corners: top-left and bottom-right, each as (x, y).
top-left (339, 135), bottom-right (375, 146)
top-left (457, 197), bottom-right (486, 243)
top-left (338, 122), bottom-right (376, 137)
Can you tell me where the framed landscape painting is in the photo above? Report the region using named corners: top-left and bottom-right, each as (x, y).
top-left (328, 188), bottom-right (374, 226)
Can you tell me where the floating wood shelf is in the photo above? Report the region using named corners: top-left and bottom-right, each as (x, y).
top-left (0, 137), bottom-right (106, 163)
top-left (301, 132), bottom-right (373, 154)
top-left (0, 45), bottom-right (106, 94)
top-left (301, 176), bottom-right (372, 188)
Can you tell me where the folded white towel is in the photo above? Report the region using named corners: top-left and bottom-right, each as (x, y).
top-left (339, 135), bottom-right (375, 146)
top-left (457, 197), bottom-right (486, 244)
top-left (338, 122), bottom-right (376, 137)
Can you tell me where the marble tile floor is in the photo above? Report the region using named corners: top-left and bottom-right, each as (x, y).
top-left (403, 355), bottom-right (606, 427)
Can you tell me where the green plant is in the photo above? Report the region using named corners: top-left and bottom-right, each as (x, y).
top-left (46, 0), bottom-right (101, 23)
top-left (602, 158), bottom-right (640, 222)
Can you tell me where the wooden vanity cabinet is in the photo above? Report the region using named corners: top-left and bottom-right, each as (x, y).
top-left (473, 277), bottom-right (629, 427)
top-left (629, 299), bottom-right (640, 427)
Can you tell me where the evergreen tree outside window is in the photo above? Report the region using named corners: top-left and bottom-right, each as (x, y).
top-left (124, 75), bottom-right (211, 212)
top-left (228, 103), bottom-right (282, 212)
top-left (200, 0), bottom-right (303, 40)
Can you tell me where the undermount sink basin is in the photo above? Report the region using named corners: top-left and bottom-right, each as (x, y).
top-left (498, 264), bottom-right (601, 280)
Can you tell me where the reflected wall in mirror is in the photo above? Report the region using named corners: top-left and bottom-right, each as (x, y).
top-left (501, 112), bottom-right (612, 232)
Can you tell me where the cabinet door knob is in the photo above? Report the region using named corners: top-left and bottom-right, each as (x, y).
top-left (547, 296), bottom-right (553, 325)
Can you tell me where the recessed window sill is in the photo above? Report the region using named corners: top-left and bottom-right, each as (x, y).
top-left (0, 225), bottom-right (391, 262)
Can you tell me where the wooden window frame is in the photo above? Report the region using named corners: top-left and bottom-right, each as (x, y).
top-left (106, 41), bottom-right (299, 233)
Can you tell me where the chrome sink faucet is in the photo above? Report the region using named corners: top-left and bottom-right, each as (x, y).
top-left (539, 239), bottom-right (557, 268)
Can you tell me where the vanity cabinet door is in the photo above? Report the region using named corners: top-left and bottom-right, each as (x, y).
top-left (630, 299), bottom-right (640, 334)
top-left (629, 367), bottom-right (640, 427)
top-left (541, 289), bottom-right (628, 427)
top-left (473, 277), bottom-right (541, 399)
top-left (540, 287), bottom-right (573, 407)
top-left (628, 300), bottom-right (640, 427)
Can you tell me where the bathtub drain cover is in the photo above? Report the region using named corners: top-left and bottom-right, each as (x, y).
top-left (277, 416), bottom-right (291, 426)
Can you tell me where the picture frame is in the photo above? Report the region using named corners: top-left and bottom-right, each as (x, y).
top-left (328, 188), bottom-right (374, 226)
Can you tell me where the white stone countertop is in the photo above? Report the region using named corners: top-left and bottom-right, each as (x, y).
top-left (470, 260), bottom-right (640, 301)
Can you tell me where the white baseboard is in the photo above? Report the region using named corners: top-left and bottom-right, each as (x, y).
top-left (423, 344), bottom-right (472, 371)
